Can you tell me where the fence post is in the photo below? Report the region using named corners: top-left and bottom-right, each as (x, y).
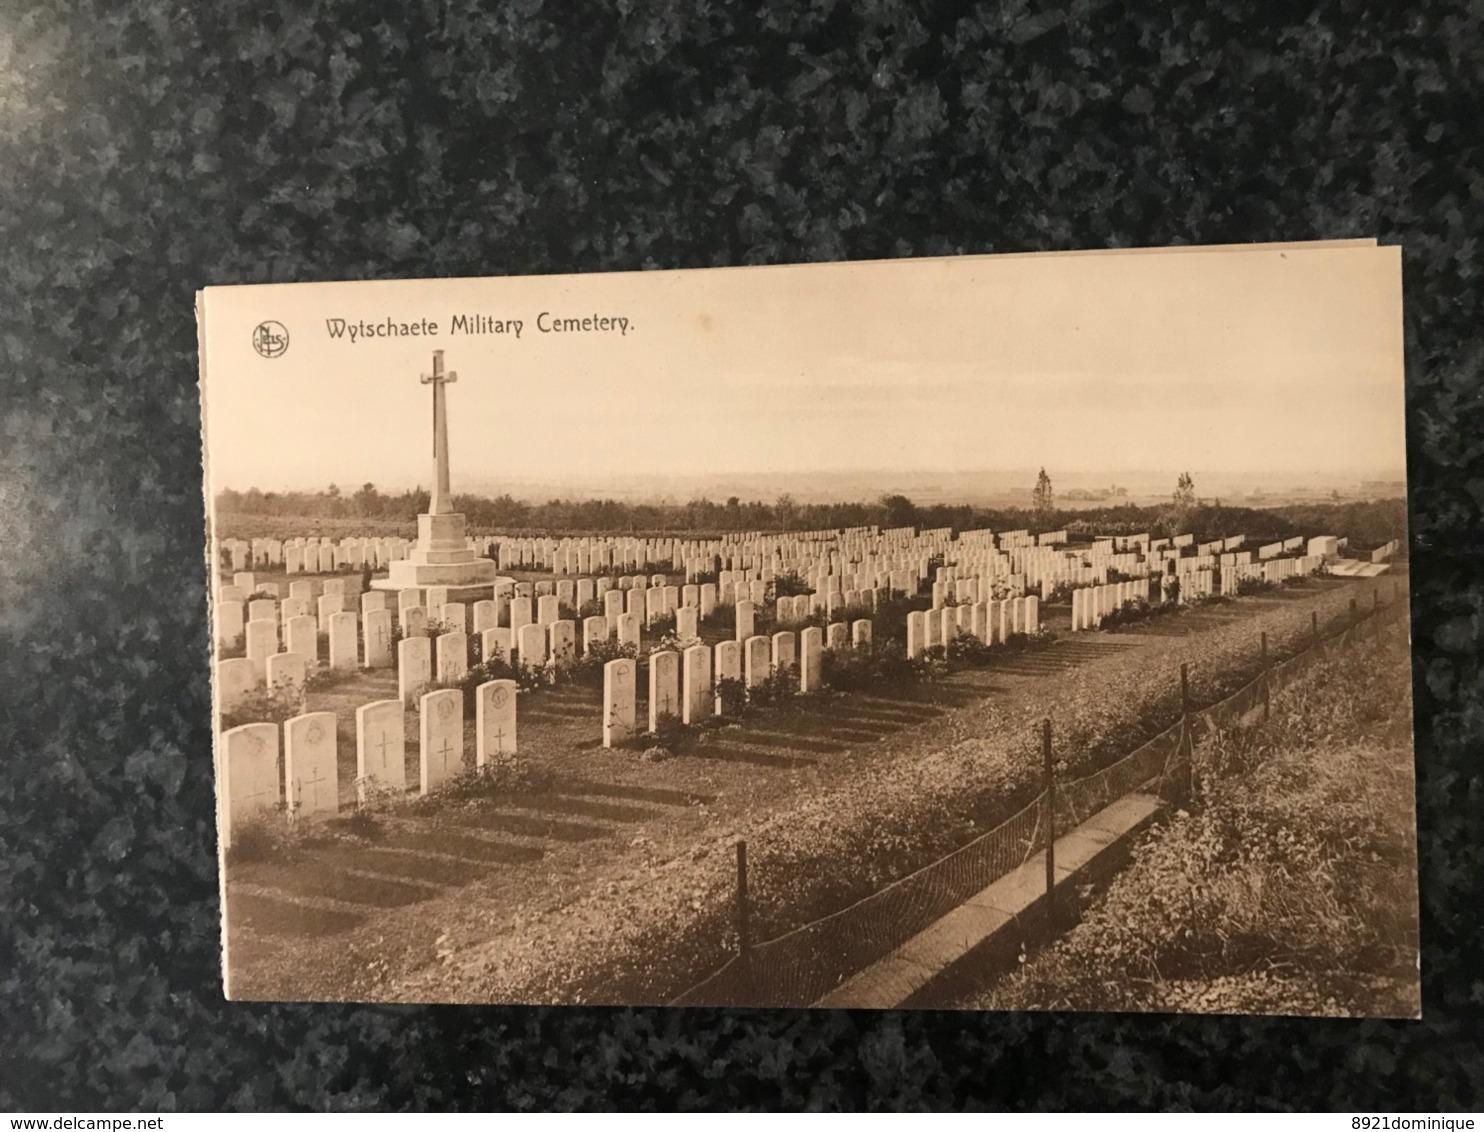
top-left (735, 840), bottom-right (750, 960)
top-left (1043, 718), bottom-right (1055, 909)
top-left (1311, 610), bottom-right (1320, 651)
top-left (1260, 631), bottom-right (1270, 722)
top-left (1349, 597), bottom-right (1358, 626)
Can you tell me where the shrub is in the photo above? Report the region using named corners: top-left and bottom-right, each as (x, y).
top-left (747, 664), bottom-right (800, 708)
top-left (303, 665), bottom-right (357, 693)
top-left (223, 809), bottom-right (291, 865)
top-left (772, 571), bottom-right (812, 598)
top-left (1100, 598), bottom-right (1184, 631)
top-left (566, 639), bottom-right (641, 687)
top-left (1235, 576), bottom-right (1276, 597)
top-left (821, 647), bottom-right (933, 693)
top-left (221, 682), bottom-right (304, 730)
top-left (642, 711), bottom-right (692, 754)
top-left (715, 676), bottom-right (749, 716)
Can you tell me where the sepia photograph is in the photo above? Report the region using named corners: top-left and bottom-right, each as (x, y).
top-left (198, 241), bottom-right (1417, 1016)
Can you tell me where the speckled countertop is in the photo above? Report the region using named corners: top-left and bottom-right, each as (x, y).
top-left (1, 0), bottom-right (1480, 1111)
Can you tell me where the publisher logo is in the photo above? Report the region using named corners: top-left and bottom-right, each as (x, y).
top-left (252, 320), bottom-right (289, 358)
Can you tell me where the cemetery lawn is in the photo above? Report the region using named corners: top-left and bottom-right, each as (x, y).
top-left (222, 575), bottom-right (1404, 1006)
top-left (959, 615), bottom-right (1419, 1018)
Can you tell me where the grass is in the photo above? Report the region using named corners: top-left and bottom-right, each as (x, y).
top-left (971, 618), bottom-right (1418, 1018)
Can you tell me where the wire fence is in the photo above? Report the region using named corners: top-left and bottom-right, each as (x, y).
top-left (669, 583), bottom-right (1408, 1008)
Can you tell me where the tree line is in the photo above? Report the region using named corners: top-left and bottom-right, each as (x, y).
top-left (215, 482), bottom-right (1407, 552)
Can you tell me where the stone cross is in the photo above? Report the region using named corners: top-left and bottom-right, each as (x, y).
top-left (420, 349), bottom-right (457, 515)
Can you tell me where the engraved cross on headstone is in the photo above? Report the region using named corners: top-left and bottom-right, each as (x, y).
top-left (374, 728), bottom-right (397, 771)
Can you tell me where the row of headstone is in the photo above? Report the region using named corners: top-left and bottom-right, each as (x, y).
top-left (601, 626), bottom-right (845, 747)
top-left (1070, 579), bottom-right (1152, 630)
top-left (905, 597), bottom-right (1040, 657)
top-left (218, 680), bottom-right (519, 849)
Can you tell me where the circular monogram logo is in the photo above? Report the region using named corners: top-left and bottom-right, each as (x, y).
top-left (252, 320), bottom-right (289, 358)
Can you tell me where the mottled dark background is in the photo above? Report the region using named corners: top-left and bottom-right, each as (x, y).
top-left (1, 0), bottom-right (1480, 1111)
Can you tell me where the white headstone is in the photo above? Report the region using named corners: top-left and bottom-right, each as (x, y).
top-left (437, 602), bottom-right (467, 634)
top-left (549, 620), bottom-right (577, 667)
top-left (714, 639), bottom-right (741, 714)
top-left (419, 688), bottom-right (464, 794)
top-left (771, 630), bottom-right (796, 673)
top-left (216, 657), bottom-right (259, 714)
top-left (284, 711), bottom-right (339, 817)
top-left (436, 631), bottom-right (468, 684)
top-left (906, 610), bottom-right (926, 658)
top-left (676, 606), bottom-right (699, 640)
top-left (218, 600), bottom-right (245, 645)
top-left (800, 626), bottom-right (823, 692)
top-left (583, 616), bottom-right (608, 652)
top-left (220, 722), bottom-right (280, 850)
top-left (356, 699), bottom-right (406, 797)
top-left (481, 626), bottom-right (513, 664)
top-left (327, 611), bottom-right (358, 670)
top-left (265, 651), bottom-right (308, 698)
top-left (476, 679), bottom-right (518, 766)
top-left (472, 599), bottom-right (498, 633)
top-left (682, 644), bottom-right (712, 724)
top-left (362, 608), bottom-right (393, 668)
top-left (603, 659), bottom-right (637, 748)
top-left (517, 622), bottom-right (547, 667)
top-left (736, 600), bottom-right (756, 642)
top-left (648, 649), bottom-right (680, 731)
top-left (285, 614), bottom-right (318, 662)
top-left (744, 635), bottom-right (771, 687)
top-left (244, 620), bottom-right (279, 679)
top-left (616, 612), bottom-right (642, 650)
top-left (398, 636), bottom-right (432, 706)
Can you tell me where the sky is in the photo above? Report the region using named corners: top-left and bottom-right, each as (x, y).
top-left (198, 242), bottom-right (1406, 498)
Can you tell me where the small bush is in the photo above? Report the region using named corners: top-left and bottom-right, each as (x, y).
top-left (1100, 598), bottom-right (1183, 631)
top-left (715, 676), bottom-right (749, 716)
top-left (566, 639), bottom-right (641, 687)
top-left (772, 571), bottom-right (812, 598)
top-left (821, 647), bottom-right (934, 693)
top-left (224, 808), bottom-right (291, 865)
top-left (747, 664), bottom-right (800, 708)
top-left (221, 682), bottom-right (304, 730)
top-left (1235, 576), bottom-right (1277, 597)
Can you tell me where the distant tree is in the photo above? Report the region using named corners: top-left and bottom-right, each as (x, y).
top-left (1032, 468), bottom-right (1055, 524)
top-left (353, 482), bottom-right (379, 517)
top-left (880, 493), bottom-right (919, 530)
top-left (1174, 471), bottom-right (1196, 509)
top-left (775, 493), bottom-right (799, 531)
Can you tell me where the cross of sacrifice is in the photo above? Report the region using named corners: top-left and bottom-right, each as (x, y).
top-left (420, 349), bottom-right (457, 516)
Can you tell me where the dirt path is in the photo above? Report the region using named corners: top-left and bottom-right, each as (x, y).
top-left (222, 576), bottom-right (1393, 1002)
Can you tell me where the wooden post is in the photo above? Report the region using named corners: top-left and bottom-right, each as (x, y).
top-left (735, 840), bottom-right (750, 959)
top-left (1260, 631), bottom-right (1271, 721)
top-left (1043, 718), bottom-right (1055, 905)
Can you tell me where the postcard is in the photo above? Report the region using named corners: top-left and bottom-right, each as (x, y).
top-left (199, 240), bottom-right (1416, 1015)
